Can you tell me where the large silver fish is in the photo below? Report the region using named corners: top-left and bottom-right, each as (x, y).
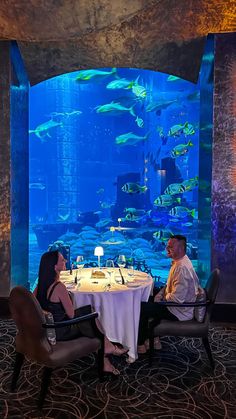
top-left (76, 68), bottom-right (117, 83)
top-left (95, 101), bottom-right (136, 116)
top-left (29, 119), bottom-right (63, 140)
top-left (116, 131), bottom-right (149, 146)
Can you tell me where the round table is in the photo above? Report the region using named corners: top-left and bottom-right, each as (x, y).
top-left (60, 268), bottom-right (153, 362)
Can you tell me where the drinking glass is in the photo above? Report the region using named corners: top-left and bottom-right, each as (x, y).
top-left (106, 259), bottom-right (115, 269)
top-left (127, 265), bottom-right (135, 280)
top-left (105, 259), bottom-right (114, 284)
top-left (76, 255), bottom-right (84, 281)
top-left (117, 255), bottom-right (126, 268)
top-left (76, 255), bottom-right (84, 267)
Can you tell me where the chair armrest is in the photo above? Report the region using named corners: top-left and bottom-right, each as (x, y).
top-left (154, 300), bottom-right (210, 307)
top-left (42, 312), bottom-right (98, 328)
top-left (43, 311), bottom-right (104, 341)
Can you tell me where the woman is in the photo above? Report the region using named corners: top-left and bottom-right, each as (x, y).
top-left (34, 251), bottom-right (127, 375)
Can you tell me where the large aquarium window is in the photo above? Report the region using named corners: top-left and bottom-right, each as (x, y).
top-left (29, 62), bottom-right (213, 289)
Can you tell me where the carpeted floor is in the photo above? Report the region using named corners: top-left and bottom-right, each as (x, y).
top-left (0, 319), bottom-right (236, 418)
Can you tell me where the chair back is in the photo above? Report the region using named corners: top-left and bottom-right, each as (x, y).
top-left (205, 269), bottom-right (220, 303)
top-left (9, 286), bottom-right (51, 361)
top-left (204, 268), bottom-right (220, 320)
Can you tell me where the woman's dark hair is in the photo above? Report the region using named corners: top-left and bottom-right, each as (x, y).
top-left (36, 251), bottom-right (59, 310)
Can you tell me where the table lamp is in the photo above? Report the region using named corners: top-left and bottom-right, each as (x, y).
top-left (94, 246), bottom-right (104, 269)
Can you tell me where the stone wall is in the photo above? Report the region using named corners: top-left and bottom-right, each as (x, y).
top-left (212, 33), bottom-right (236, 302)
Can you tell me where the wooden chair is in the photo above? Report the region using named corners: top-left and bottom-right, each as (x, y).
top-left (9, 286), bottom-right (104, 409)
top-left (148, 269), bottom-right (220, 369)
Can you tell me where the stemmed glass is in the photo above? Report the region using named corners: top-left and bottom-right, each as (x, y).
top-left (105, 259), bottom-right (114, 290)
top-left (76, 255), bottom-right (84, 284)
top-left (117, 255), bottom-right (126, 268)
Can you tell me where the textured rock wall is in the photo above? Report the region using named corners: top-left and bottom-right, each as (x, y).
top-left (7, 0), bottom-right (235, 85)
top-left (212, 33), bottom-right (236, 302)
top-left (0, 41), bottom-right (29, 297)
top-left (0, 42), bottom-right (11, 296)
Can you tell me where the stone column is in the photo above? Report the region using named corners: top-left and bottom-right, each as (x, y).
top-left (212, 33), bottom-right (236, 302)
top-left (0, 41), bottom-right (29, 297)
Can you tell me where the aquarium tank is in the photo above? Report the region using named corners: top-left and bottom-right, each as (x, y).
top-left (29, 53), bottom-right (213, 289)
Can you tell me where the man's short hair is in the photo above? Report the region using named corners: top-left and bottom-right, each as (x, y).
top-left (171, 235), bottom-right (187, 251)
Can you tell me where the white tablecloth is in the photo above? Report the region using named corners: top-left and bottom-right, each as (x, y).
top-left (60, 268), bottom-right (153, 361)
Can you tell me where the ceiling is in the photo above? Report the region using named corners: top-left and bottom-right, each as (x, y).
top-left (0, 0), bottom-right (235, 85)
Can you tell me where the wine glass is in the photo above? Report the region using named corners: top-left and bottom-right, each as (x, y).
top-left (117, 255), bottom-right (126, 268)
top-left (127, 265), bottom-right (135, 280)
top-left (106, 259), bottom-right (115, 269)
top-left (76, 255), bottom-right (84, 282)
top-left (105, 259), bottom-right (114, 283)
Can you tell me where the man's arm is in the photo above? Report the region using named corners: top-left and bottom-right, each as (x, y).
top-left (164, 267), bottom-right (189, 303)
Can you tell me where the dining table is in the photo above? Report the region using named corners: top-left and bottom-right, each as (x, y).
top-left (60, 267), bottom-right (153, 362)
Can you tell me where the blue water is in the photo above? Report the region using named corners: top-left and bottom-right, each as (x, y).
top-left (29, 66), bottom-right (210, 287)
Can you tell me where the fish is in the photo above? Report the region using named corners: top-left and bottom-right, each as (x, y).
top-left (154, 195), bottom-right (181, 207)
top-left (153, 230), bottom-right (173, 242)
top-left (106, 78), bottom-right (134, 90)
top-left (29, 183), bottom-right (46, 190)
top-left (182, 176), bottom-right (199, 191)
top-left (96, 188), bottom-right (105, 194)
top-left (186, 91), bottom-right (200, 102)
top-left (146, 99), bottom-right (177, 114)
top-left (125, 213), bottom-right (146, 222)
top-left (116, 131), bottom-right (149, 146)
top-left (66, 110), bottom-right (82, 117)
top-left (76, 68), bottom-right (117, 83)
top-left (164, 183), bottom-right (186, 195)
top-left (199, 179), bottom-right (211, 193)
top-left (135, 116), bottom-right (144, 128)
top-left (202, 52), bottom-right (214, 63)
top-left (169, 206), bottom-right (197, 219)
top-left (181, 222), bottom-right (193, 227)
top-left (121, 182), bottom-right (148, 194)
top-left (168, 122), bottom-right (188, 137)
top-left (101, 239), bottom-right (125, 245)
top-left (170, 141), bottom-right (194, 158)
top-left (124, 208), bottom-right (149, 222)
top-left (29, 119), bottom-right (63, 140)
top-left (132, 81), bottom-right (147, 99)
top-left (183, 123), bottom-right (195, 136)
top-left (200, 141), bottom-right (212, 152)
top-left (167, 75), bottom-right (182, 82)
top-left (50, 110), bottom-right (82, 120)
top-left (124, 208), bottom-right (147, 217)
top-left (156, 126), bottom-right (166, 144)
top-left (95, 218), bottom-right (112, 228)
top-left (95, 101), bottom-right (136, 117)
top-left (100, 201), bottom-right (114, 209)
top-left (200, 123), bottom-right (213, 133)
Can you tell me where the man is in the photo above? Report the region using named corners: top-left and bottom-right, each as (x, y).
top-left (137, 234), bottom-right (200, 353)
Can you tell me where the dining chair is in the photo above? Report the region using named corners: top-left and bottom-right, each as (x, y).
top-left (9, 286), bottom-right (104, 409)
top-left (148, 268), bottom-right (220, 370)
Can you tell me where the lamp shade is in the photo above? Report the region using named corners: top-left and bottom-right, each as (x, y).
top-left (94, 246), bottom-right (104, 257)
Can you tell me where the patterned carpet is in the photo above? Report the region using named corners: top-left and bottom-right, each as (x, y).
top-left (0, 320), bottom-right (236, 419)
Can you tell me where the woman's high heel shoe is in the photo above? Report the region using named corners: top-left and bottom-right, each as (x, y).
top-left (103, 356), bottom-right (120, 376)
top-left (109, 345), bottom-right (129, 356)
